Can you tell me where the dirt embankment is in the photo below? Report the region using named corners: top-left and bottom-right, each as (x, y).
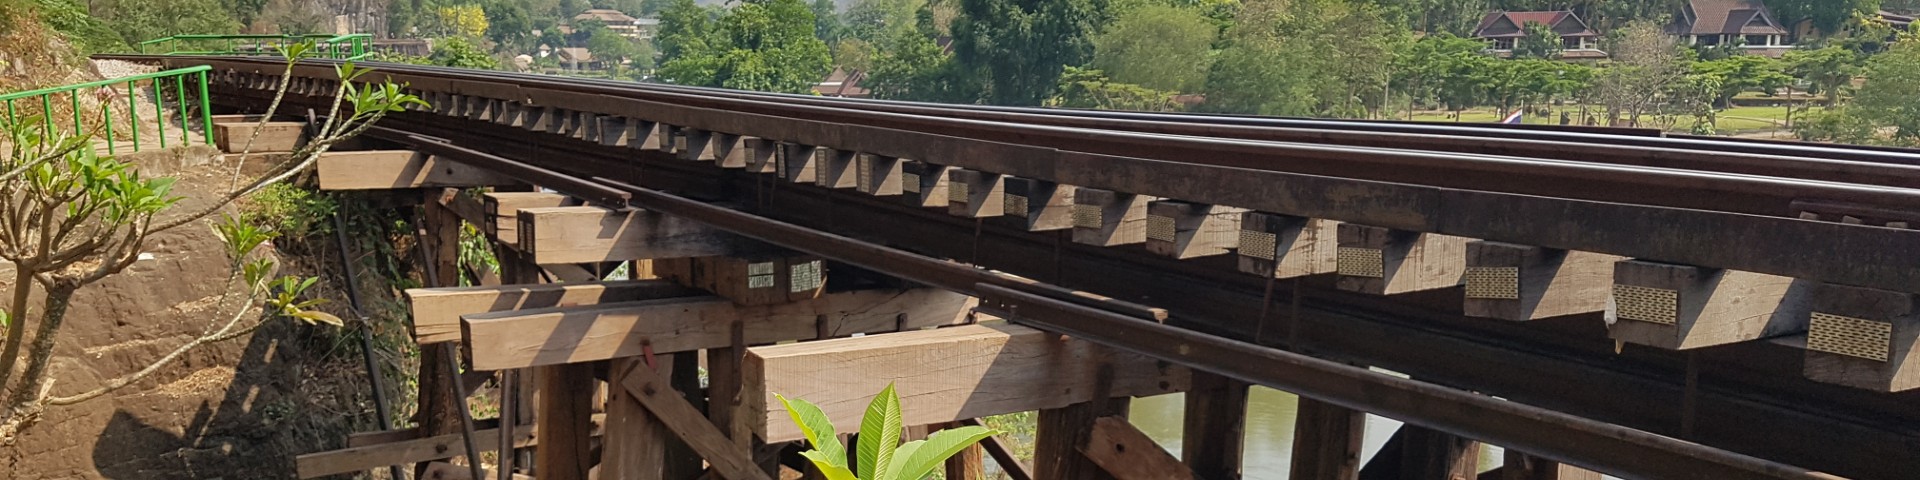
top-left (3, 148), bottom-right (386, 479)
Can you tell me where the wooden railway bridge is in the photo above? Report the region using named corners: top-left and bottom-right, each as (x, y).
top-left (110, 54), bottom-right (1920, 480)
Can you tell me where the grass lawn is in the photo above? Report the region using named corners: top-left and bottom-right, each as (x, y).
top-left (1406, 105), bottom-right (1816, 134)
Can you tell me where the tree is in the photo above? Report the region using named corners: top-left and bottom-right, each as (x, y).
top-left (1200, 0), bottom-right (1404, 117)
top-left (1783, 45), bottom-right (1861, 105)
top-left (93, 0), bottom-right (242, 47)
top-left (840, 0), bottom-right (925, 43)
top-left (1052, 66), bottom-right (1185, 111)
top-left (1765, 0), bottom-right (1881, 35)
top-left (0, 45), bottom-right (423, 441)
top-left (655, 0), bottom-right (715, 62)
top-left (1692, 54), bottom-right (1792, 107)
top-left (1199, 38), bottom-right (1322, 116)
top-left (1849, 30), bottom-right (1920, 144)
top-left (657, 0), bottom-right (833, 93)
top-left (431, 35), bottom-right (500, 69)
top-left (1090, 5), bottom-right (1216, 93)
top-left (1512, 21), bottom-right (1563, 59)
top-left (949, 0), bottom-right (1108, 105)
top-left (486, 3), bottom-right (537, 51)
top-left (435, 4), bottom-right (490, 38)
top-left (1590, 20), bottom-right (1691, 126)
top-left (812, 0), bottom-right (843, 42)
top-left (1392, 33), bottom-right (1491, 116)
top-left (865, 26), bottom-right (979, 102)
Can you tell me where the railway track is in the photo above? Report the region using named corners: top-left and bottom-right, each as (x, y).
top-left (112, 54), bottom-right (1920, 479)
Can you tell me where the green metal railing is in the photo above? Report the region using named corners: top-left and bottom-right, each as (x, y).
top-left (138, 34), bottom-right (373, 60)
top-left (0, 65), bottom-right (214, 155)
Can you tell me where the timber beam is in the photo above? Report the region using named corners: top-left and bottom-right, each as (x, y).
top-left (902, 161), bottom-right (952, 208)
top-left (515, 205), bottom-right (758, 264)
top-left (1608, 260), bottom-right (1813, 350)
top-left (858, 154), bottom-right (905, 196)
top-left (1144, 200), bottom-right (1245, 259)
top-left (1335, 224), bottom-right (1468, 295)
top-left (949, 168), bottom-right (1007, 218)
top-left (315, 150), bottom-right (522, 190)
top-left (1080, 416), bottom-right (1196, 480)
top-left (1463, 242), bottom-right (1621, 322)
top-left (743, 322), bottom-right (1189, 443)
top-left (1803, 283), bottom-right (1920, 392)
top-left (1235, 212), bottom-right (1337, 279)
top-left (461, 288), bottom-right (975, 370)
top-left (1072, 188), bottom-right (1150, 247)
top-left (482, 192), bottom-right (574, 248)
top-left (404, 279), bottom-right (703, 344)
top-left (1002, 177), bottom-right (1076, 231)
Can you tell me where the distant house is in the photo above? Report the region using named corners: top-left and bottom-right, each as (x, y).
top-left (814, 68), bottom-right (870, 98)
top-left (556, 47), bottom-right (605, 71)
top-left (1472, 10), bottom-right (1606, 60)
top-left (1670, 0), bottom-right (1792, 56)
top-left (573, 9), bottom-right (657, 40)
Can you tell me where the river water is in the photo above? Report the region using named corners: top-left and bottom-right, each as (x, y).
top-left (1125, 387), bottom-right (1505, 478)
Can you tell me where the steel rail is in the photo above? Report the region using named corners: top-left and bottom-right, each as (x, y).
top-left (225, 57), bottom-right (1920, 219)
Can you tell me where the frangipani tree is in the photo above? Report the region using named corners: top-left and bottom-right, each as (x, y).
top-left (778, 384), bottom-right (999, 480)
top-left (0, 42), bottom-right (425, 442)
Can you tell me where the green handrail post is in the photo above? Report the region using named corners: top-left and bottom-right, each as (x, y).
top-left (174, 75), bottom-right (188, 144)
top-left (126, 82), bottom-right (139, 152)
top-left (197, 70), bottom-right (213, 144)
top-left (153, 78), bottom-right (167, 149)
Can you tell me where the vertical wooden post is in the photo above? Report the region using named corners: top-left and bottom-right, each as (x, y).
top-left (604, 356), bottom-right (681, 479)
top-left (1183, 372), bottom-right (1248, 480)
top-left (708, 319), bottom-right (778, 476)
top-left (1290, 396), bottom-right (1365, 480)
top-left (414, 200), bottom-right (465, 475)
top-left (1035, 362), bottom-right (1126, 480)
top-left (1501, 450), bottom-right (1601, 480)
top-left (535, 360), bottom-right (596, 479)
top-left (944, 421), bottom-right (987, 480)
top-left (1358, 424), bottom-right (1479, 480)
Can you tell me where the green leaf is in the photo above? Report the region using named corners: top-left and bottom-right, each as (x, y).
top-left (777, 394), bottom-right (848, 469)
top-left (799, 451), bottom-right (860, 480)
top-left (856, 383), bottom-right (902, 478)
top-left (888, 426), bottom-right (998, 480)
top-left (296, 311), bottom-right (344, 326)
top-left (880, 439), bottom-right (924, 480)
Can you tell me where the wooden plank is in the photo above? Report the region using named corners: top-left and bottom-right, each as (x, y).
top-left (1463, 242), bottom-right (1622, 322)
top-left (949, 168), bottom-right (1006, 218)
top-left (516, 206), bottom-right (751, 264)
top-left (902, 161), bottom-right (952, 208)
top-left (1803, 283), bottom-right (1920, 392)
top-left (405, 279), bottom-right (703, 344)
top-left (1608, 260), bottom-right (1814, 350)
top-left (596, 116), bottom-right (628, 146)
top-left (1335, 224), bottom-right (1469, 295)
top-left (620, 363), bottom-right (775, 480)
top-left (780, 143), bottom-right (818, 183)
top-left (858, 154), bottom-right (904, 196)
top-left (462, 288), bottom-right (975, 370)
top-left (1003, 178), bottom-right (1076, 231)
top-left (743, 137), bottom-right (778, 174)
top-left (420, 462), bottom-right (535, 480)
top-left (1036, 396), bottom-right (1127, 480)
top-left (1501, 450), bottom-right (1602, 480)
top-left (626, 118), bottom-right (663, 151)
top-left (681, 129), bottom-right (718, 161)
top-left (316, 151), bottom-right (520, 190)
top-left (295, 425), bottom-right (534, 478)
top-left (213, 120), bottom-right (305, 153)
top-left (712, 132), bottom-right (749, 168)
top-left (675, 255), bottom-right (826, 306)
top-left (815, 148), bottom-right (860, 189)
top-left (1290, 396), bottom-right (1364, 480)
top-left (535, 362), bottom-right (596, 480)
top-left (1079, 416), bottom-right (1195, 480)
top-left (744, 322), bottom-right (1189, 442)
top-left (1183, 372), bottom-right (1247, 480)
top-left (604, 356), bottom-right (689, 480)
top-left (1145, 200), bottom-right (1245, 259)
top-left (1072, 188), bottom-right (1151, 247)
top-left (483, 192), bottom-right (574, 247)
top-left (1236, 212), bottom-right (1337, 279)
